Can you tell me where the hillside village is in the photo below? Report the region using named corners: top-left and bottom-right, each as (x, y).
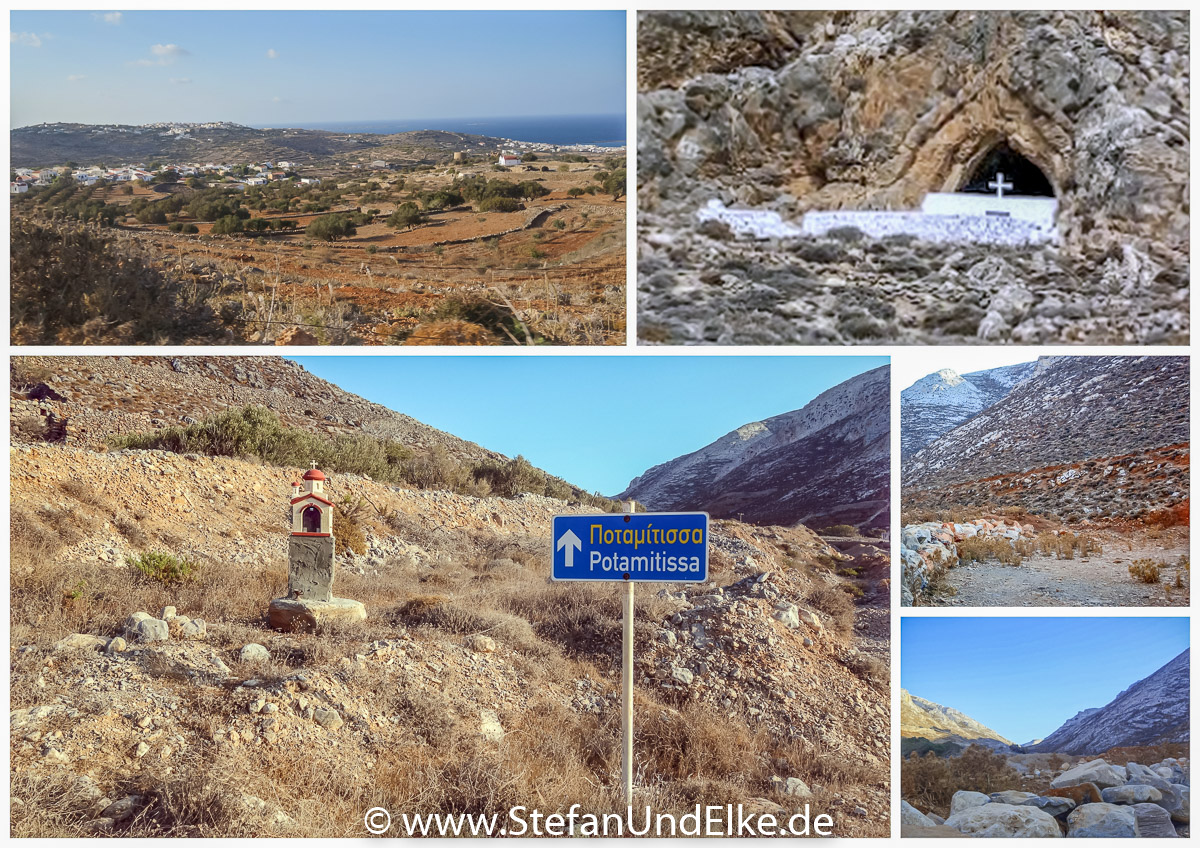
top-left (9, 356), bottom-right (889, 837)
top-left (11, 125), bottom-right (628, 346)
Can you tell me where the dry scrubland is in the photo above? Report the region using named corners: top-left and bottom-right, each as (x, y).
top-left (11, 153), bottom-right (625, 345)
top-left (9, 359), bottom-right (888, 837)
top-left (902, 504), bottom-right (1189, 607)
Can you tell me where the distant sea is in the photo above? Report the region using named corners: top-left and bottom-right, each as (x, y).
top-left (261, 114), bottom-right (626, 147)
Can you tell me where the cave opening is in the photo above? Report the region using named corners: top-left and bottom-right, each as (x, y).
top-left (960, 142), bottom-right (1055, 197)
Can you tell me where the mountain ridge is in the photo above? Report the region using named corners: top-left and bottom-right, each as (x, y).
top-left (618, 365), bottom-right (889, 532)
top-left (1031, 649), bottom-right (1190, 755)
top-left (900, 361), bottom-right (1037, 460)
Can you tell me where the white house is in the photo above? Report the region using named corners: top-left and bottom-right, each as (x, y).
top-left (498, 153), bottom-right (522, 167)
top-left (11, 182), bottom-right (29, 194)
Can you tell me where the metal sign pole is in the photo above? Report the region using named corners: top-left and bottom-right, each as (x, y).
top-left (621, 501), bottom-right (634, 808)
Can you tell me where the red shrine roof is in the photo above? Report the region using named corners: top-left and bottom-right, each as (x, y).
top-left (291, 493), bottom-right (333, 507)
top-left (303, 468), bottom-right (326, 481)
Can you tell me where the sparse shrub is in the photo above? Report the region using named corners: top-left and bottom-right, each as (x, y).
top-left (805, 585), bottom-right (855, 637)
top-left (334, 498), bottom-right (368, 556)
top-left (957, 536), bottom-right (1021, 566)
top-left (1129, 558), bottom-right (1162, 583)
top-left (126, 551), bottom-right (197, 584)
top-left (820, 524), bottom-right (858, 537)
top-left (902, 744), bottom-right (1023, 818)
top-left (13, 415), bottom-right (49, 441)
top-left (11, 218), bottom-right (228, 344)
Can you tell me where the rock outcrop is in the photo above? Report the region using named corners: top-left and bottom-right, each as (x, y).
top-left (900, 688), bottom-right (1014, 751)
top-left (637, 11), bottom-right (1189, 345)
top-left (900, 362), bottom-right (1036, 460)
top-left (905, 754), bottom-right (1190, 837)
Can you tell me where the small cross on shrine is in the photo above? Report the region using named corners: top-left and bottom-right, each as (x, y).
top-left (987, 171), bottom-right (1014, 199)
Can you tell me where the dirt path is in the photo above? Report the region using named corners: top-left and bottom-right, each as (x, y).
top-left (933, 536), bottom-right (1189, 607)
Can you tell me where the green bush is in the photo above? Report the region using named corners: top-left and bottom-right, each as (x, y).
top-left (478, 197), bottom-right (521, 213)
top-left (306, 214), bottom-right (356, 242)
top-left (109, 405), bottom-right (618, 510)
top-left (211, 215), bottom-right (243, 235)
top-left (126, 551), bottom-right (197, 584)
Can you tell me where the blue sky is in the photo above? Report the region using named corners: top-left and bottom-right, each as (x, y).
top-left (293, 355), bottom-right (887, 496)
top-left (903, 618), bottom-right (1190, 744)
top-left (10, 11), bottom-right (626, 127)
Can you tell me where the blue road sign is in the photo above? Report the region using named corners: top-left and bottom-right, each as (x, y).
top-left (552, 512), bottom-right (709, 582)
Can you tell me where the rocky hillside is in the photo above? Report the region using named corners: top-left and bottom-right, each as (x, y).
top-left (11, 123), bottom-right (501, 169)
top-left (9, 357), bottom-right (891, 837)
top-left (903, 356), bottom-right (1189, 517)
top-left (900, 689), bottom-right (1013, 751)
top-left (617, 365), bottom-right (889, 533)
top-left (1031, 650), bottom-right (1190, 755)
top-left (637, 11), bottom-right (1189, 345)
top-left (10, 356), bottom-right (501, 464)
top-left (901, 362), bottom-right (1036, 459)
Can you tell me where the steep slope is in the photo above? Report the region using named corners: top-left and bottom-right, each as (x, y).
top-left (618, 365), bottom-right (889, 532)
top-left (11, 355), bottom-right (501, 464)
top-left (1031, 649), bottom-right (1190, 755)
top-left (900, 362), bottom-right (1036, 459)
top-left (903, 356), bottom-right (1189, 517)
top-left (900, 689), bottom-right (1014, 751)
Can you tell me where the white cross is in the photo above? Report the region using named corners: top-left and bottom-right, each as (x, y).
top-left (988, 172), bottom-right (1014, 199)
top-left (310, 460), bottom-right (318, 470)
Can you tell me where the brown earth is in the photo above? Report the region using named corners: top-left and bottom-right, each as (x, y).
top-left (14, 154), bottom-right (625, 346)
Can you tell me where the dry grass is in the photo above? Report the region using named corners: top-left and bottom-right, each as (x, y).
top-left (1129, 558), bottom-right (1163, 583)
top-left (901, 745), bottom-right (1024, 819)
top-left (11, 486), bottom-right (882, 836)
top-left (957, 536), bottom-right (1022, 566)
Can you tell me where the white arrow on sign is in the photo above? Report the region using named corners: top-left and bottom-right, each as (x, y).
top-left (556, 529), bottom-right (582, 568)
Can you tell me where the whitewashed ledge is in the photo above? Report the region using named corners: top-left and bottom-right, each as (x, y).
top-left (801, 209), bottom-right (1057, 246)
top-left (696, 199), bottom-right (1057, 246)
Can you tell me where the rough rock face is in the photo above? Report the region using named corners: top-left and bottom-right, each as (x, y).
top-left (637, 11), bottom-right (1190, 345)
top-left (943, 803), bottom-right (1062, 838)
top-left (903, 355), bottom-right (1189, 518)
top-left (617, 365), bottom-right (888, 532)
top-left (1032, 649), bottom-right (1190, 754)
top-left (900, 688), bottom-right (1013, 750)
top-left (900, 362), bottom-right (1036, 459)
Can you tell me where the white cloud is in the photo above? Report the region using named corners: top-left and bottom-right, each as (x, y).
top-left (67, 74), bottom-right (86, 82)
top-left (93, 12), bottom-right (122, 25)
top-left (169, 77), bottom-right (191, 85)
top-left (151, 43), bottom-right (187, 60)
top-left (131, 42), bottom-right (189, 66)
top-left (266, 48), bottom-right (278, 59)
top-left (11, 32), bottom-right (44, 48)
